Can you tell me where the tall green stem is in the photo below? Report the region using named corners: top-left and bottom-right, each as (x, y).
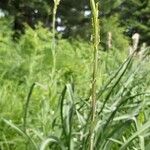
top-left (89, 0), bottom-right (100, 149)
top-left (52, 0), bottom-right (60, 73)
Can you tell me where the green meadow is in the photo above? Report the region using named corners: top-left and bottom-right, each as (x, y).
top-left (0, 0), bottom-right (150, 149)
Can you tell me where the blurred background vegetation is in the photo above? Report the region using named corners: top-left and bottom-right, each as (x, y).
top-left (0, 0), bottom-right (149, 44)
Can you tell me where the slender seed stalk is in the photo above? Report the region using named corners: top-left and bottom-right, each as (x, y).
top-left (89, 0), bottom-right (100, 149)
top-left (52, 0), bottom-right (60, 73)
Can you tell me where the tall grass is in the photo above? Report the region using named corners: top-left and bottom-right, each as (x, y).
top-left (0, 1), bottom-right (150, 150)
top-left (89, 0), bottom-right (100, 149)
top-left (52, 0), bottom-right (61, 73)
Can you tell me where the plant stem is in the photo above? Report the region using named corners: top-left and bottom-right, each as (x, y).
top-left (89, 0), bottom-right (100, 150)
top-left (52, 0), bottom-right (60, 73)
top-left (52, 4), bottom-right (56, 73)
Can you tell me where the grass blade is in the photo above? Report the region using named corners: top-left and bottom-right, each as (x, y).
top-left (2, 118), bottom-right (38, 149)
top-left (40, 136), bottom-right (65, 150)
top-left (23, 83), bottom-right (35, 132)
top-left (120, 120), bottom-right (150, 150)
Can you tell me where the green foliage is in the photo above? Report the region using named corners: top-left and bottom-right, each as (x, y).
top-left (101, 16), bottom-right (129, 51)
top-left (0, 16), bottom-right (150, 150)
top-left (0, 0), bottom-right (149, 45)
top-left (117, 0), bottom-right (150, 44)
